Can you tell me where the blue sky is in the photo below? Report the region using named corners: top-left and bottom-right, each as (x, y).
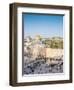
top-left (23, 13), bottom-right (63, 38)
